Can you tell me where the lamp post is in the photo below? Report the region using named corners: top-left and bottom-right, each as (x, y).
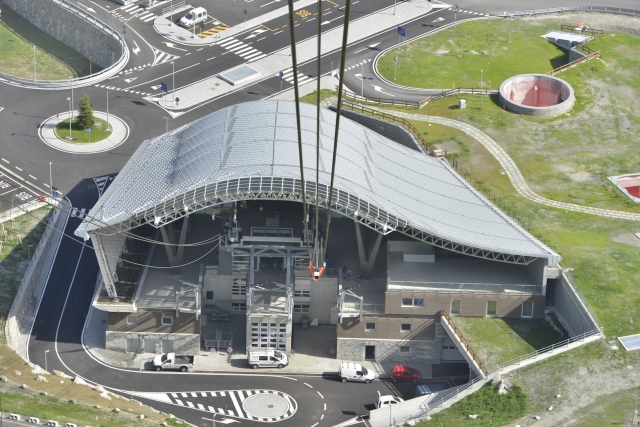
top-left (172, 61), bottom-right (175, 101)
top-left (106, 90), bottom-right (110, 131)
top-left (66, 97), bottom-right (72, 139)
top-left (33, 45), bottom-right (36, 82)
top-left (361, 61), bottom-right (364, 97)
top-left (44, 349), bottom-right (50, 372)
top-left (49, 162), bottom-right (53, 196)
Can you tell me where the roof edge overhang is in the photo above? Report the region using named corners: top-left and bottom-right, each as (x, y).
top-left (77, 176), bottom-right (560, 265)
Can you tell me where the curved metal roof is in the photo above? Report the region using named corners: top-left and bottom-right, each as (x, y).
top-left (76, 100), bottom-right (559, 264)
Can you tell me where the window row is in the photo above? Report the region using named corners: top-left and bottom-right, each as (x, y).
top-left (364, 322), bottom-right (413, 332)
top-left (127, 315), bottom-right (173, 326)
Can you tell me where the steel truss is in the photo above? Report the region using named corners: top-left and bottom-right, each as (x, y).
top-left (91, 177), bottom-right (538, 265)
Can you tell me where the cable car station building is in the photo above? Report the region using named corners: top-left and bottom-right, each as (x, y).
top-left (76, 100), bottom-right (560, 372)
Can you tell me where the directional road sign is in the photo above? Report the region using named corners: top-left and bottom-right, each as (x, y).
top-left (397, 26), bottom-right (406, 37)
top-left (161, 81), bottom-right (168, 93)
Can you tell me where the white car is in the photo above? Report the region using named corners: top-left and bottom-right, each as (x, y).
top-left (179, 7), bottom-right (207, 27)
top-left (376, 391), bottom-right (404, 409)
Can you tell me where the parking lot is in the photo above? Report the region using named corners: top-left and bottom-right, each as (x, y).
top-left (0, 172), bottom-right (40, 217)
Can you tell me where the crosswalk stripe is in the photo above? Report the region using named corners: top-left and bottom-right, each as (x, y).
top-left (175, 399), bottom-right (183, 405)
top-left (208, 406), bottom-right (215, 412)
top-left (243, 51), bottom-right (263, 60)
top-left (142, 15), bottom-right (156, 22)
top-left (186, 401), bottom-right (195, 408)
top-left (218, 407), bottom-right (224, 414)
top-left (248, 54), bottom-right (267, 62)
top-left (120, 4), bottom-right (138, 12)
top-left (197, 403), bottom-right (205, 410)
top-left (234, 46), bottom-right (254, 54)
top-left (219, 38), bottom-right (239, 47)
top-left (80, 208), bottom-right (86, 219)
top-left (227, 44), bottom-right (247, 52)
top-left (156, 52), bottom-right (166, 62)
top-left (229, 391), bottom-right (244, 418)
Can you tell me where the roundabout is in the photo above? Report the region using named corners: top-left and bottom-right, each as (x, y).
top-left (38, 110), bottom-right (130, 154)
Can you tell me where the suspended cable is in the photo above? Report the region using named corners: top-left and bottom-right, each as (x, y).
top-left (323, 0), bottom-right (353, 261)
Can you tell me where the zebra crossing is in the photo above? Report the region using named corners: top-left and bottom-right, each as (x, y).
top-left (94, 84), bottom-right (153, 96)
top-left (332, 417), bottom-right (366, 427)
top-left (152, 47), bottom-right (180, 65)
top-left (277, 68), bottom-right (315, 86)
top-left (447, 7), bottom-right (490, 16)
top-left (345, 58), bottom-right (371, 72)
top-left (145, 389), bottom-right (298, 422)
top-left (217, 38), bottom-right (267, 62)
top-left (113, 3), bottom-right (158, 22)
top-left (70, 208), bottom-right (87, 220)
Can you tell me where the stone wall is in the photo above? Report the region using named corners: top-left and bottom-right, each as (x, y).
top-left (336, 322), bottom-right (448, 366)
top-left (106, 331), bottom-right (200, 355)
top-left (331, 107), bottom-right (425, 153)
top-left (2, 0), bottom-right (122, 68)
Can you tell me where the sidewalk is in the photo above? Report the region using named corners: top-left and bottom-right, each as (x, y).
top-left (152, 0), bottom-right (321, 46)
top-left (38, 111), bottom-right (130, 154)
top-left (154, 0), bottom-right (435, 111)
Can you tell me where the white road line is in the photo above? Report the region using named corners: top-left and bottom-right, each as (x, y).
top-left (44, 183), bottom-right (50, 188)
top-left (208, 406), bottom-right (214, 411)
top-left (186, 401), bottom-right (195, 408)
top-left (257, 36), bottom-right (267, 41)
top-left (304, 383), bottom-right (313, 388)
top-left (197, 403), bottom-right (205, 410)
top-left (234, 46), bottom-right (254, 54)
top-left (0, 189), bottom-right (17, 196)
top-left (229, 391), bottom-right (244, 418)
top-left (28, 175), bottom-right (36, 180)
top-left (218, 407), bottom-right (224, 414)
top-left (324, 403), bottom-right (326, 410)
top-left (142, 15), bottom-right (157, 22)
top-left (15, 166), bottom-right (22, 171)
top-left (317, 391), bottom-right (324, 399)
top-left (197, 48), bottom-right (203, 51)
top-left (243, 51), bottom-right (263, 60)
top-left (273, 30), bottom-right (283, 35)
top-left (206, 56), bottom-right (216, 61)
top-left (311, 423), bottom-right (318, 427)
top-left (248, 54), bottom-right (267, 62)
top-left (321, 414), bottom-right (324, 420)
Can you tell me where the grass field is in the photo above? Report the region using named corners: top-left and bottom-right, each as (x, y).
top-left (55, 117), bottom-right (112, 143)
top-left (378, 18), bottom-right (568, 89)
top-left (0, 6), bottom-right (96, 79)
top-left (451, 317), bottom-right (568, 372)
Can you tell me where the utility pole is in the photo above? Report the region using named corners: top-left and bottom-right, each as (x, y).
top-left (172, 62), bottom-right (175, 101)
top-left (106, 90), bottom-right (109, 131)
top-left (33, 45), bottom-right (36, 82)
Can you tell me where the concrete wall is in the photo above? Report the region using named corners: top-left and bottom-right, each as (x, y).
top-left (551, 272), bottom-right (602, 336)
top-left (499, 74), bottom-right (575, 117)
top-left (106, 331), bottom-right (200, 354)
top-left (331, 107), bottom-right (425, 153)
top-left (3, 0), bottom-right (121, 68)
top-left (336, 322), bottom-right (447, 365)
top-left (5, 203), bottom-right (64, 361)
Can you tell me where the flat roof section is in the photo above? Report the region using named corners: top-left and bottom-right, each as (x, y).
top-left (76, 100), bottom-right (559, 264)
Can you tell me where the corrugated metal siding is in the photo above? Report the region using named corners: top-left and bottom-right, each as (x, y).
top-left (108, 309), bottom-right (200, 334)
top-left (337, 316), bottom-right (438, 340)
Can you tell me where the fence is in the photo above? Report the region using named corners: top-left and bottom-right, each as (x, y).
top-left (340, 88), bottom-right (422, 108)
top-left (441, 310), bottom-right (488, 377)
top-left (162, 0), bottom-right (186, 17)
top-left (495, 329), bottom-right (601, 373)
top-left (0, 0), bottom-right (129, 88)
top-left (340, 87), bottom-right (495, 110)
top-left (546, 51), bottom-right (601, 75)
top-left (341, 100), bottom-right (434, 155)
top-left (0, 199), bottom-right (48, 224)
top-left (559, 24), bottom-right (605, 39)
top-left (504, 6), bottom-right (640, 18)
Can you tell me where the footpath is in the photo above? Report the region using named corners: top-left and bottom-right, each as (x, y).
top-left (154, 0), bottom-right (440, 111)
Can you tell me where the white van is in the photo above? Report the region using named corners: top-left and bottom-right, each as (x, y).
top-left (248, 349), bottom-right (289, 369)
top-left (338, 362), bottom-right (376, 383)
top-left (179, 7), bottom-right (207, 27)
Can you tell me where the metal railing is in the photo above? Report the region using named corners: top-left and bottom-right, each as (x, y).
top-left (341, 100), bottom-right (434, 155)
top-left (559, 24), bottom-right (605, 38)
top-left (0, 0), bottom-right (128, 88)
top-left (546, 51), bottom-right (601, 75)
top-left (162, 0), bottom-right (186, 17)
top-left (441, 310), bottom-right (488, 377)
top-left (425, 373), bottom-right (488, 412)
top-left (340, 87), bottom-right (495, 110)
top-left (503, 6), bottom-right (640, 18)
top-left (341, 302), bottom-right (385, 314)
top-left (389, 281), bottom-right (541, 295)
top-left (495, 329), bottom-right (601, 371)
top-left (0, 199), bottom-right (48, 224)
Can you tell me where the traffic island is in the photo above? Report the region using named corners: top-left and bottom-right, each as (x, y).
top-left (38, 111), bottom-right (129, 154)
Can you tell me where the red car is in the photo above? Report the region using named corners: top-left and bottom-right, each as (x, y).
top-left (391, 365), bottom-right (421, 382)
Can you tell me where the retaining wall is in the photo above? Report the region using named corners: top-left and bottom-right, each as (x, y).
top-left (2, 0), bottom-right (121, 68)
top-left (5, 201), bottom-right (66, 361)
top-left (105, 331), bottom-right (200, 355)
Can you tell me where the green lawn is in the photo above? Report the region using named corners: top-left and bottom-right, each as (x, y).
top-left (299, 89), bottom-right (336, 105)
top-left (55, 117), bottom-right (112, 143)
top-left (0, 5), bottom-right (96, 79)
top-left (377, 18), bottom-right (568, 89)
top-left (451, 317), bottom-right (568, 372)
top-left (415, 383), bottom-right (529, 427)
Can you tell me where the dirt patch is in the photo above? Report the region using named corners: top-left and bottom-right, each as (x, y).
top-left (434, 48), bottom-right (450, 55)
top-left (612, 232), bottom-right (640, 248)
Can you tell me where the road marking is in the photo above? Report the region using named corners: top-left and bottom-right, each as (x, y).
top-left (273, 30), bottom-right (283, 35)
top-left (261, 0), bottom-right (281, 6)
top-left (206, 56), bottom-right (217, 61)
top-left (15, 167), bottom-right (22, 171)
top-left (163, 42), bottom-right (188, 52)
top-left (257, 36), bottom-right (266, 41)
top-left (77, 2), bottom-right (96, 13)
top-left (28, 175), bottom-right (36, 180)
top-left (197, 48), bottom-right (203, 51)
top-left (304, 383), bottom-right (312, 388)
top-left (317, 391), bottom-right (324, 399)
top-left (324, 403), bottom-right (326, 410)
top-left (321, 414), bottom-right (324, 420)
top-left (132, 40), bottom-right (141, 55)
top-left (124, 77), bottom-right (138, 83)
top-left (1, 158), bottom-right (9, 163)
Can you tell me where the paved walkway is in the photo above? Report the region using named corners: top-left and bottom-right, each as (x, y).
top-left (155, 0), bottom-right (435, 111)
top-left (39, 111), bottom-right (129, 154)
top-left (373, 108), bottom-right (640, 221)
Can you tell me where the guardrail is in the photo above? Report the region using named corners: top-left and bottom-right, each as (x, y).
top-left (503, 6), bottom-right (640, 18)
top-left (0, 0), bottom-right (128, 89)
top-left (341, 100), bottom-right (435, 155)
top-left (495, 329), bottom-right (601, 372)
top-left (441, 310), bottom-right (488, 377)
top-left (340, 87), bottom-right (495, 110)
top-left (340, 88), bottom-right (422, 108)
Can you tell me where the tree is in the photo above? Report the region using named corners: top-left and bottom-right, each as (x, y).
top-left (77, 93), bottom-right (95, 130)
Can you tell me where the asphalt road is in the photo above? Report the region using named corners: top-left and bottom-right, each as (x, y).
top-left (3, 0), bottom-right (639, 425)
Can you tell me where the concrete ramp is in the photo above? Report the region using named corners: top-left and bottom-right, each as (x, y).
top-left (543, 31), bottom-right (592, 49)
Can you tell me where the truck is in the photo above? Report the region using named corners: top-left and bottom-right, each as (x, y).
top-left (152, 353), bottom-right (194, 372)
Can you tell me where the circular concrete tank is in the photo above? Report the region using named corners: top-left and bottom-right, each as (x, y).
top-left (499, 74), bottom-right (575, 117)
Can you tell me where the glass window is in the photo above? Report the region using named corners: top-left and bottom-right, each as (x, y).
top-left (294, 304), bottom-right (310, 313)
top-left (206, 291), bottom-right (213, 300)
top-left (401, 323), bottom-right (411, 332)
top-left (402, 298), bottom-right (413, 306)
top-left (365, 322), bottom-right (376, 331)
top-left (522, 301), bottom-right (534, 317)
top-left (127, 315), bottom-right (138, 325)
top-left (232, 302), bottom-right (246, 311)
top-left (487, 301), bottom-right (497, 316)
top-left (451, 299), bottom-right (461, 315)
top-left (414, 298), bottom-right (425, 307)
top-left (161, 316), bottom-right (173, 326)
top-left (400, 346), bottom-right (411, 353)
